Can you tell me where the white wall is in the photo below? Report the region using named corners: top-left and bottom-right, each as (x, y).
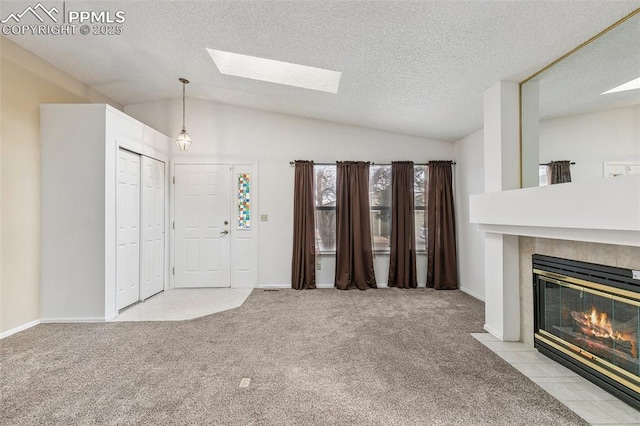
top-left (126, 99), bottom-right (455, 287)
top-left (454, 129), bottom-right (485, 300)
top-left (540, 105), bottom-right (640, 181)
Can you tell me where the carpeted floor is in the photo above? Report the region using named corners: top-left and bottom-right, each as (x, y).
top-left (1, 288), bottom-right (587, 425)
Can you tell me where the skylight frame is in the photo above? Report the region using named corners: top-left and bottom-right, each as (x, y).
top-left (206, 49), bottom-right (341, 94)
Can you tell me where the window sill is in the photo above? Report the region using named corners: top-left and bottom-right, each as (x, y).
top-left (318, 250), bottom-right (427, 256)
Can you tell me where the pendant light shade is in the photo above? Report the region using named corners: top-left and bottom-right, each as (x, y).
top-left (176, 77), bottom-right (192, 151)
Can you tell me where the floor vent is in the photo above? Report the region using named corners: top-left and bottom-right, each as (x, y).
top-left (263, 289), bottom-right (280, 292)
top-left (239, 378), bottom-right (251, 388)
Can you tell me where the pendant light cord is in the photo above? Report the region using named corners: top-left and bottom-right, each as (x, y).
top-left (182, 81), bottom-right (186, 132)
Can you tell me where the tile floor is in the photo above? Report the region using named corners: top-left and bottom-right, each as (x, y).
top-left (472, 333), bottom-right (640, 425)
top-left (113, 288), bottom-right (253, 321)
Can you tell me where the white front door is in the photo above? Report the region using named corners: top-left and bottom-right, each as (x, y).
top-left (141, 156), bottom-right (165, 299)
top-left (116, 149), bottom-right (141, 309)
top-left (175, 165), bottom-right (231, 288)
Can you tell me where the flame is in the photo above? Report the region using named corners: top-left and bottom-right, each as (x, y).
top-left (579, 307), bottom-right (637, 358)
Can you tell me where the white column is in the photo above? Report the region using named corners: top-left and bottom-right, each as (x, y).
top-left (482, 81), bottom-right (521, 341)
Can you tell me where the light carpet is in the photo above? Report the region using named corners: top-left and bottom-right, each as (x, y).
top-left (1, 288), bottom-right (587, 425)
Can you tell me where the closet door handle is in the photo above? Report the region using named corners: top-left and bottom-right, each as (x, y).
top-left (220, 230), bottom-right (229, 235)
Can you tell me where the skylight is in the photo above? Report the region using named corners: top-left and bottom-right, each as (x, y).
top-left (206, 49), bottom-right (341, 94)
top-left (601, 77), bottom-right (640, 95)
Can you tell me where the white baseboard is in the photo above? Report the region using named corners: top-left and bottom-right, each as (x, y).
top-left (40, 317), bottom-right (106, 323)
top-left (256, 284), bottom-right (289, 289)
top-left (231, 284), bottom-right (255, 289)
top-left (483, 323), bottom-right (504, 341)
top-left (316, 283), bottom-right (334, 289)
top-left (459, 286), bottom-right (484, 301)
top-left (0, 319), bottom-right (40, 339)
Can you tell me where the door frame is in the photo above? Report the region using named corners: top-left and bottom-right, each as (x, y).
top-left (170, 159), bottom-right (259, 289)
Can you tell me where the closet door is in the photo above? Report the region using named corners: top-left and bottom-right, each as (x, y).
top-left (116, 149), bottom-right (141, 310)
top-left (140, 156), bottom-right (165, 299)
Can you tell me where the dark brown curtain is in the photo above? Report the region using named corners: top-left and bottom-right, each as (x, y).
top-left (291, 160), bottom-right (316, 290)
top-left (388, 161), bottom-right (417, 288)
top-left (335, 161), bottom-right (377, 290)
top-left (426, 161), bottom-right (458, 290)
top-left (548, 161), bottom-right (572, 184)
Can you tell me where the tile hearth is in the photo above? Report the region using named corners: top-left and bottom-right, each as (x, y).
top-left (472, 333), bottom-right (640, 425)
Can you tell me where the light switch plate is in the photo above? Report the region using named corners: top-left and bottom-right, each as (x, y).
top-left (260, 214), bottom-right (268, 222)
top-left (633, 270), bottom-right (640, 280)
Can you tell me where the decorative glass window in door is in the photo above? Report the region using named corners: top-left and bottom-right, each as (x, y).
top-left (238, 173), bottom-right (251, 229)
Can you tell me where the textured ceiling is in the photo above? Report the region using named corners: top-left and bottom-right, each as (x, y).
top-left (2, 1), bottom-right (639, 141)
top-left (531, 10), bottom-right (640, 120)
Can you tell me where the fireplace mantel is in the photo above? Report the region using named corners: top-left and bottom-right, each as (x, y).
top-left (469, 175), bottom-right (640, 247)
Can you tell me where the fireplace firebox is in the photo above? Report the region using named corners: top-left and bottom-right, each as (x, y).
top-left (533, 254), bottom-right (640, 409)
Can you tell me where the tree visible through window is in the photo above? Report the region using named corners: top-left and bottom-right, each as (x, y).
top-left (313, 164), bottom-right (427, 253)
top-left (315, 165), bottom-right (337, 251)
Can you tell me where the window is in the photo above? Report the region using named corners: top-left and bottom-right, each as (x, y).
top-left (539, 165), bottom-right (549, 186)
top-left (313, 164), bottom-right (427, 253)
top-left (414, 165), bottom-right (427, 251)
top-left (315, 165), bottom-right (337, 252)
top-left (369, 165), bottom-right (391, 251)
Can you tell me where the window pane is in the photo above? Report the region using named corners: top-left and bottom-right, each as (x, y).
top-left (314, 165), bottom-right (337, 252)
top-left (371, 208), bottom-right (391, 251)
top-left (315, 165), bottom-right (337, 207)
top-left (414, 165), bottom-right (427, 207)
top-left (415, 210), bottom-right (426, 251)
top-left (539, 165), bottom-right (549, 186)
top-left (369, 165), bottom-right (391, 207)
top-left (316, 209), bottom-right (336, 251)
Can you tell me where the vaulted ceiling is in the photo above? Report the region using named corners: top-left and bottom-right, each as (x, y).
top-left (2, 1), bottom-right (639, 141)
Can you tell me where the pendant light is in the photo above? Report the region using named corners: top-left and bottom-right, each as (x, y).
top-left (176, 77), bottom-right (192, 151)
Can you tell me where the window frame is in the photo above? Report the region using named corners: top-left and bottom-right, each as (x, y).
top-left (313, 164), bottom-right (427, 255)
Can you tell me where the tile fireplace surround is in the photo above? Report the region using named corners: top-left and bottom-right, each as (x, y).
top-left (519, 237), bottom-right (640, 347)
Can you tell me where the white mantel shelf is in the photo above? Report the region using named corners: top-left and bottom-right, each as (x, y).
top-left (469, 175), bottom-right (640, 247)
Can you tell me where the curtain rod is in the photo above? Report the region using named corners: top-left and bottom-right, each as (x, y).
top-left (539, 162), bottom-right (576, 166)
top-left (289, 161), bottom-right (456, 166)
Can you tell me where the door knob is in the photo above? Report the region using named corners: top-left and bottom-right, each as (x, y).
top-left (220, 230), bottom-right (229, 235)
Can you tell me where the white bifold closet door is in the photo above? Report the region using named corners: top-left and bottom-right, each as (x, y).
top-left (140, 156), bottom-right (165, 300)
top-left (117, 149), bottom-right (165, 310)
top-left (116, 149), bottom-right (141, 310)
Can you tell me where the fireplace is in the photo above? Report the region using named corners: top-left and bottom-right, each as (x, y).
top-left (533, 254), bottom-right (640, 409)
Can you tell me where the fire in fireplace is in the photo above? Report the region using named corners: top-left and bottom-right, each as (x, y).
top-left (570, 307), bottom-right (637, 359)
top-left (533, 254), bottom-right (640, 409)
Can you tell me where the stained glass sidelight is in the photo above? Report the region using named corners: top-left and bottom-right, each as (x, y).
top-left (238, 173), bottom-right (251, 229)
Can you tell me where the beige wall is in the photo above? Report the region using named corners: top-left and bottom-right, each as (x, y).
top-left (0, 37), bottom-right (121, 334)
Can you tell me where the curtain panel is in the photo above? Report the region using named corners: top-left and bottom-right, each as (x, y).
top-left (291, 160), bottom-right (316, 290)
top-left (335, 161), bottom-right (377, 290)
top-left (426, 161), bottom-right (458, 290)
top-left (548, 161), bottom-right (572, 184)
top-left (388, 161), bottom-right (417, 288)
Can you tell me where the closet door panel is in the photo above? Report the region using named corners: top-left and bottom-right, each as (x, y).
top-left (140, 156), bottom-right (165, 299)
top-left (116, 149), bottom-right (141, 310)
